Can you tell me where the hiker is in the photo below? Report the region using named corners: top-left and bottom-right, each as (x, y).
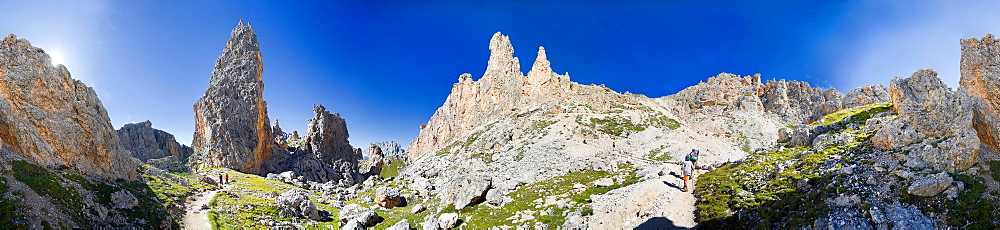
top-left (612, 141), bottom-right (616, 150)
top-left (218, 174), bottom-right (224, 187)
top-left (583, 136), bottom-right (587, 144)
top-left (681, 154), bottom-right (693, 192)
top-left (690, 149), bottom-right (700, 169)
top-left (225, 174), bottom-right (230, 185)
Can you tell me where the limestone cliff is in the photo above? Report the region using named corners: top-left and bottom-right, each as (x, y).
top-left (117, 120), bottom-right (193, 162)
top-left (872, 69), bottom-right (980, 172)
top-left (0, 34), bottom-right (138, 180)
top-left (407, 32), bottom-right (637, 159)
top-left (191, 20), bottom-right (283, 174)
top-left (960, 34), bottom-right (1000, 155)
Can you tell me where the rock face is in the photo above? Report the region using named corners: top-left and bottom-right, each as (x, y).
top-left (301, 104), bottom-right (361, 174)
top-left (407, 32), bottom-right (585, 159)
top-left (361, 143), bottom-right (385, 175)
top-left (872, 69), bottom-right (980, 172)
top-left (961, 34), bottom-right (1000, 155)
top-left (374, 187), bottom-right (404, 208)
top-left (361, 141), bottom-right (404, 157)
top-left (0, 34), bottom-right (138, 180)
top-left (116, 120), bottom-right (193, 162)
top-left (842, 84), bottom-right (891, 108)
top-left (191, 20), bottom-right (283, 175)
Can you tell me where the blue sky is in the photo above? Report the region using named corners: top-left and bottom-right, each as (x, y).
top-left (3, 0), bottom-right (1000, 147)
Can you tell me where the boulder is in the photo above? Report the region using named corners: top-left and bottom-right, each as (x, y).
top-left (438, 213), bottom-right (460, 229)
top-left (111, 190), bottom-right (138, 209)
top-left (375, 187), bottom-right (404, 208)
top-left (387, 219), bottom-right (411, 230)
top-left (907, 172), bottom-right (953, 197)
top-left (343, 219), bottom-right (366, 230)
top-left (777, 127), bottom-right (791, 143)
top-left (338, 203), bottom-right (382, 226)
top-left (275, 190), bottom-right (323, 221)
top-left (789, 124), bottom-right (818, 147)
top-left (441, 174), bottom-right (492, 209)
top-left (422, 215), bottom-right (440, 230)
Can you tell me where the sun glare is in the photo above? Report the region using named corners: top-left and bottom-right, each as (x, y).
top-left (49, 51), bottom-right (66, 66)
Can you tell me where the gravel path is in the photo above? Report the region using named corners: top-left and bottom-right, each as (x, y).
top-left (181, 185), bottom-right (228, 229)
top-left (590, 164), bottom-right (702, 229)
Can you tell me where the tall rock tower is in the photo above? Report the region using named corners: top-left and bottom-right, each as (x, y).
top-left (192, 20), bottom-right (282, 174)
top-left (961, 34), bottom-right (1000, 155)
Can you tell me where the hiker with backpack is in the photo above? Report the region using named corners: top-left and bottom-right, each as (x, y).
top-left (690, 149), bottom-right (700, 169)
top-left (681, 154), bottom-right (694, 192)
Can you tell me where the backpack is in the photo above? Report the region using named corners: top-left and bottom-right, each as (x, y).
top-left (691, 150), bottom-right (699, 161)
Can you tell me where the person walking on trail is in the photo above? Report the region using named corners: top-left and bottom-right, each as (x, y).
top-left (218, 174), bottom-right (224, 187)
top-left (681, 154), bottom-right (694, 192)
top-left (225, 174), bottom-right (229, 185)
top-left (690, 149), bottom-right (700, 169)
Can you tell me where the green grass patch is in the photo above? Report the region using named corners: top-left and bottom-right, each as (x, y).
top-left (452, 165), bottom-right (640, 228)
top-left (380, 157), bottom-right (407, 178)
top-left (0, 177), bottom-right (22, 227)
top-left (695, 146), bottom-right (835, 228)
top-left (206, 169), bottom-right (339, 228)
top-left (10, 160), bottom-right (85, 220)
top-left (812, 102), bottom-right (892, 127)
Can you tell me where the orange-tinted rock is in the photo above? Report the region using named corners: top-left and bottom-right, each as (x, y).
top-left (960, 34), bottom-right (1000, 154)
top-left (190, 21), bottom-right (283, 174)
top-left (0, 34), bottom-right (138, 180)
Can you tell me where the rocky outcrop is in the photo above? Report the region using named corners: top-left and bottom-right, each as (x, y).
top-left (960, 34), bottom-right (1000, 154)
top-left (361, 143), bottom-right (384, 175)
top-left (301, 104), bottom-right (360, 174)
top-left (842, 84), bottom-right (890, 108)
top-left (117, 120), bottom-right (193, 162)
top-left (872, 70), bottom-right (980, 172)
top-left (361, 141), bottom-right (404, 157)
top-left (0, 34), bottom-right (138, 180)
top-left (338, 203), bottom-right (383, 226)
top-left (191, 20), bottom-right (283, 175)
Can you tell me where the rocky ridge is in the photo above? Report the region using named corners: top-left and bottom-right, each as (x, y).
top-left (0, 34), bottom-right (139, 180)
top-left (117, 120), bottom-right (193, 163)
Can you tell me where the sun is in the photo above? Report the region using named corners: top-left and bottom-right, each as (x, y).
top-left (49, 51), bottom-right (66, 66)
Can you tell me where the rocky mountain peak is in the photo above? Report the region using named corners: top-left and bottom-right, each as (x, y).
top-left (483, 32), bottom-right (521, 82)
top-left (0, 34), bottom-right (138, 180)
top-left (527, 46), bottom-right (555, 85)
top-left (302, 104), bottom-right (359, 173)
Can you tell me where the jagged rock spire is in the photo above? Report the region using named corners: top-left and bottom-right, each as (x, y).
top-left (483, 32), bottom-right (521, 81)
top-left (527, 46), bottom-right (553, 85)
top-left (192, 20), bottom-right (277, 174)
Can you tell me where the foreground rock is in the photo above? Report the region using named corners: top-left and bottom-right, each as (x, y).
top-left (0, 34), bottom-right (139, 180)
top-left (907, 172), bottom-right (953, 197)
top-left (961, 34), bottom-right (1000, 155)
top-left (117, 120), bottom-right (193, 162)
top-left (375, 187), bottom-right (404, 208)
top-left (275, 190), bottom-right (323, 221)
top-left (338, 203), bottom-right (382, 226)
top-left (872, 69), bottom-right (980, 172)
